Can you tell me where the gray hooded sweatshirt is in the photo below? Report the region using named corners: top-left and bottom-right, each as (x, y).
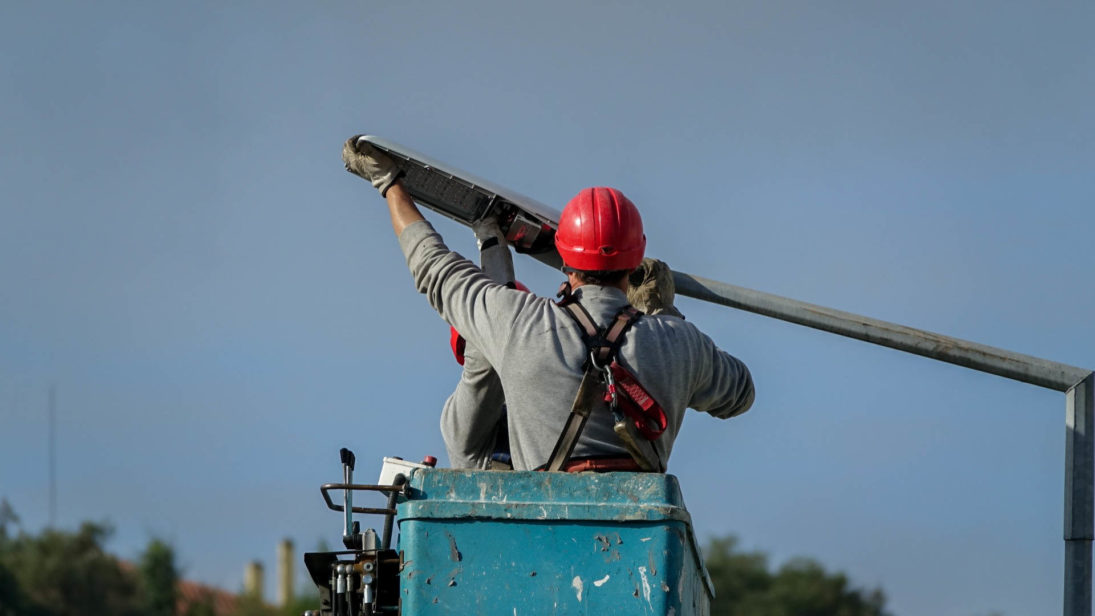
top-left (400, 221), bottom-right (754, 471)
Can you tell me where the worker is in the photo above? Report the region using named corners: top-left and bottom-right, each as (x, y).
top-left (441, 218), bottom-right (520, 470)
top-left (445, 223), bottom-right (679, 471)
top-left (445, 248), bottom-right (687, 471)
top-left (343, 137), bottom-right (754, 472)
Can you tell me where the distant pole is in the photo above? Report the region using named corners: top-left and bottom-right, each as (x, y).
top-left (1064, 373), bottom-right (1094, 616)
top-left (278, 539), bottom-right (295, 607)
top-left (244, 561), bottom-right (265, 599)
top-left (48, 384), bottom-right (56, 528)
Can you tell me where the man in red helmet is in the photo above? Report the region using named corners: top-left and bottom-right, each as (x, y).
top-left (343, 138), bottom-right (754, 472)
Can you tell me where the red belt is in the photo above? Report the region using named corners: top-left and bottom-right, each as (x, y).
top-left (561, 457), bottom-right (645, 473)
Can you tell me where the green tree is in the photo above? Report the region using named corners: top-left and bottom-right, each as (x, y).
top-left (0, 519), bottom-right (141, 616)
top-left (703, 535), bottom-right (773, 614)
top-left (0, 558), bottom-right (41, 616)
top-left (703, 535), bottom-right (890, 616)
top-left (0, 500), bottom-right (17, 538)
top-left (0, 500), bottom-right (32, 616)
top-left (768, 558), bottom-right (888, 616)
top-left (140, 538), bottom-right (180, 616)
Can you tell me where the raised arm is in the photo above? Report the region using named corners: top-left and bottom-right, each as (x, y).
top-left (341, 136), bottom-right (424, 235)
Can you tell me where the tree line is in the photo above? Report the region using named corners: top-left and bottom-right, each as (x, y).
top-left (703, 535), bottom-right (890, 616)
top-left (0, 499), bottom-right (313, 616)
top-left (0, 499), bottom-right (891, 615)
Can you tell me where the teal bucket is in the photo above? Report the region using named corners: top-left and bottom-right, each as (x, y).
top-left (396, 469), bottom-right (713, 615)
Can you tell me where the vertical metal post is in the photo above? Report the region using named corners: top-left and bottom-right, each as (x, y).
top-left (1065, 373), bottom-right (1094, 616)
top-left (48, 384), bottom-right (56, 528)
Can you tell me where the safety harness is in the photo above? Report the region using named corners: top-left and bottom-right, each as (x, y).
top-left (543, 284), bottom-right (668, 473)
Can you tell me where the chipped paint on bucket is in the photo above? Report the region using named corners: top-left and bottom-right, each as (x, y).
top-left (396, 469), bottom-right (712, 615)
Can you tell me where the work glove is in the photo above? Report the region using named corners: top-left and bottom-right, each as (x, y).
top-left (472, 217), bottom-right (505, 251)
top-left (627, 258), bottom-right (685, 319)
top-left (342, 136), bottom-right (403, 196)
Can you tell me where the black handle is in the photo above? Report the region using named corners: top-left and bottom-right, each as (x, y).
top-left (339, 448), bottom-right (356, 471)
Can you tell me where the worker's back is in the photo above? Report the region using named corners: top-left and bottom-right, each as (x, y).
top-left (493, 283), bottom-right (753, 470)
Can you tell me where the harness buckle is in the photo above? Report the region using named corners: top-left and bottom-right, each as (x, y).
top-left (594, 351), bottom-right (620, 414)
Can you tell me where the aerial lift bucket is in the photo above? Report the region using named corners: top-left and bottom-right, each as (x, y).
top-left (396, 467), bottom-right (714, 615)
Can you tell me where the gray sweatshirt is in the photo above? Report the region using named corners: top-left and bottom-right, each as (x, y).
top-left (400, 221), bottom-right (754, 471)
top-left (441, 340), bottom-right (507, 469)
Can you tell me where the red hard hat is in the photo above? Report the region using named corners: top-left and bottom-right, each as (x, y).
top-left (554, 187), bottom-right (645, 271)
top-left (450, 281), bottom-right (530, 365)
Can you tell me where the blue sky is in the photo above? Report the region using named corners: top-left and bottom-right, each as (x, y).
top-left (1, 2), bottom-right (1093, 614)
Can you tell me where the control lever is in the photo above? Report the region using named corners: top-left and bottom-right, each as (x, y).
top-left (339, 448), bottom-right (356, 546)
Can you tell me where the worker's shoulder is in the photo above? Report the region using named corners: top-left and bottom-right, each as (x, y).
top-left (507, 292), bottom-right (570, 324)
top-left (638, 312), bottom-right (697, 329)
top-left (631, 313), bottom-right (711, 343)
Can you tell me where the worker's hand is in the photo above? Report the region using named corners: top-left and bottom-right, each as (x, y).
top-left (342, 136), bottom-right (403, 196)
top-left (627, 258), bottom-right (684, 318)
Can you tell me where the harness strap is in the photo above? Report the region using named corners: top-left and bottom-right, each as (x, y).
top-left (543, 367), bottom-right (601, 472)
top-left (560, 301), bottom-right (641, 367)
top-left (544, 291), bottom-right (647, 472)
top-left (562, 301), bottom-right (598, 339)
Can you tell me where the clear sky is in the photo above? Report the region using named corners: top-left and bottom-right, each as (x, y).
top-left (1, 2), bottom-right (1093, 614)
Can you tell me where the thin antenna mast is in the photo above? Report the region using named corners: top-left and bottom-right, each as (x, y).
top-left (48, 384), bottom-right (56, 528)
